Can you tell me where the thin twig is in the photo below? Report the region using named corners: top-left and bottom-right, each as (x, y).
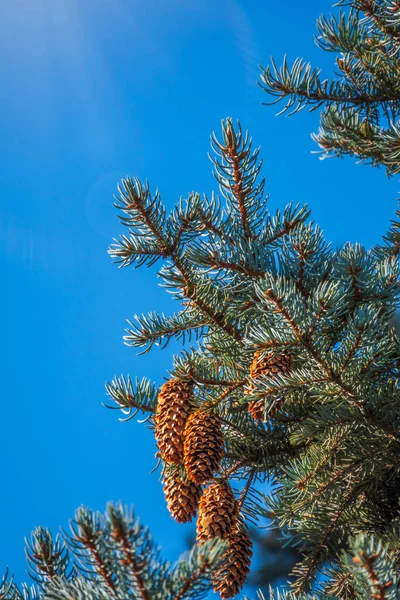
top-left (238, 468), bottom-right (256, 512)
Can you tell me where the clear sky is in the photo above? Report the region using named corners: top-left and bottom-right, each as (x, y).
top-left (2, 0), bottom-right (398, 595)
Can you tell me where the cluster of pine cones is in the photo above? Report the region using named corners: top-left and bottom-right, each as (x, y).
top-left (154, 350), bottom-right (292, 599)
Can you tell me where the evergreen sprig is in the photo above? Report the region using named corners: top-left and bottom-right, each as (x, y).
top-left (0, 504), bottom-right (225, 600)
top-left (260, 1), bottom-right (400, 173)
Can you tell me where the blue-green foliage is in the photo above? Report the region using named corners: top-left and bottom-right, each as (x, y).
top-left (102, 114), bottom-right (400, 598)
top-left (0, 504), bottom-right (225, 600)
top-left (260, 0), bottom-right (400, 174)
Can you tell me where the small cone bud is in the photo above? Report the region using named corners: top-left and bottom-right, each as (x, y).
top-left (213, 524), bottom-right (253, 599)
top-left (163, 469), bottom-right (202, 523)
top-left (155, 379), bottom-right (195, 464)
top-left (247, 351), bottom-right (293, 421)
top-left (197, 481), bottom-right (238, 544)
top-left (184, 410), bottom-right (223, 484)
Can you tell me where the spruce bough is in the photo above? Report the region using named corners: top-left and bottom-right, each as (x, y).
top-left (260, 0), bottom-right (400, 174)
top-left (104, 116), bottom-right (400, 598)
top-left (3, 117), bottom-right (400, 599)
top-left (1, 504), bottom-right (225, 600)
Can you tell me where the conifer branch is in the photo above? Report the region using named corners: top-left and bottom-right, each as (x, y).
top-left (197, 213), bottom-right (235, 245)
top-left (101, 117), bottom-right (400, 597)
top-left (112, 179), bottom-right (243, 343)
top-left (191, 376), bottom-right (246, 387)
top-left (25, 528), bottom-right (69, 587)
top-left (264, 287), bottom-right (400, 440)
top-left (209, 257), bottom-right (264, 277)
top-left (78, 538), bottom-right (117, 594)
top-left (260, 57), bottom-right (400, 109)
top-left (223, 460), bottom-right (244, 478)
top-left (109, 515), bottom-right (150, 600)
top-left (205, 380), bottom-right (246, 408)
top-left (238, 468), bottom-right (256, 512)
top-left (263, 217), bottom-right (306, 246)
top-left (302, 447), bottom-right (379, 503)
top-left (224, 129), bottom-right (252, 238)
top-left (353, 550), bottom-right (393, 599)
top-left (168, 539), bottom-right (226, 600)
top-left (295, 430), bottom-right (350, 491)
top-left (338, 330), bottom-right (364, 375)
top-left (169, 218), bottom-right (195, 255)
top-left (178, 282), bottom-right (242, 341)
top-left (292, 489), bottom-right (356, 594)
top-left (124, 311), bottom-right (207, 351)
top-left (105, 376), bottom-right (157, 416)
top-left (219, 417), bottom-right (244, 435)
top-left (210, 118), bottom-right (266, 238)
top-left (260, 3), bottom-right (400, 173)
top-left (357, 0), bottom-right (400, 43)
top-left (171, 559), bottom-right (211, 600)
top-left (66, 509), bottom-right (120, 595)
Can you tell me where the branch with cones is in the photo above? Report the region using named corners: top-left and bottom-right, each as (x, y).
top-left (154, 346), bottom-right (294, 598)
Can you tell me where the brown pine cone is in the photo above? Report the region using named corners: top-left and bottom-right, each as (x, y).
top-left (163, 468), bottom-right (202, 523)
top-left (248, 399), bottom-right (265, 421)
top-left (247, 351), bottom-right (293, 421)
top-left (249, 396), bottom-right (287, 420)
top-left (184, 410), bottom-right (223, 484)
top-left (155, 379), bottom-right (195, 464)
top-left (196, 481), bottom-right (238, 544)
top-left (213, 524), bottom-right (253, 599)
top-left (249, 351), bottom-right (293, 379)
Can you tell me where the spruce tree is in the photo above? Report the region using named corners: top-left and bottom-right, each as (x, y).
top-left (104, 116), bottom-right (400, 599)
top-left (4, 3), bottom-right (400, 599)
top-left (3, 117), bottom-right (400, 600)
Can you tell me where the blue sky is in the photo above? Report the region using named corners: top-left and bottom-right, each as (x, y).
top-left (1, 0), bottom-right (398, 595)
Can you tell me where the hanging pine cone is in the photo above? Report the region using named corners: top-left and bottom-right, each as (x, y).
top-left (213, 524), bottom-right (253, 599)
top-left (155, 379), bottom-right (195, 464)
top-left (163, 468), bottom-right (202, 523)
top-left (248, 398), bottom-right (265, 421)
top-left (197, 481), bottom-right (238, 544)
top-left (184, 410), bottom-right (223, 484)
top-left (247, 351), bottom-right (293, 421)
